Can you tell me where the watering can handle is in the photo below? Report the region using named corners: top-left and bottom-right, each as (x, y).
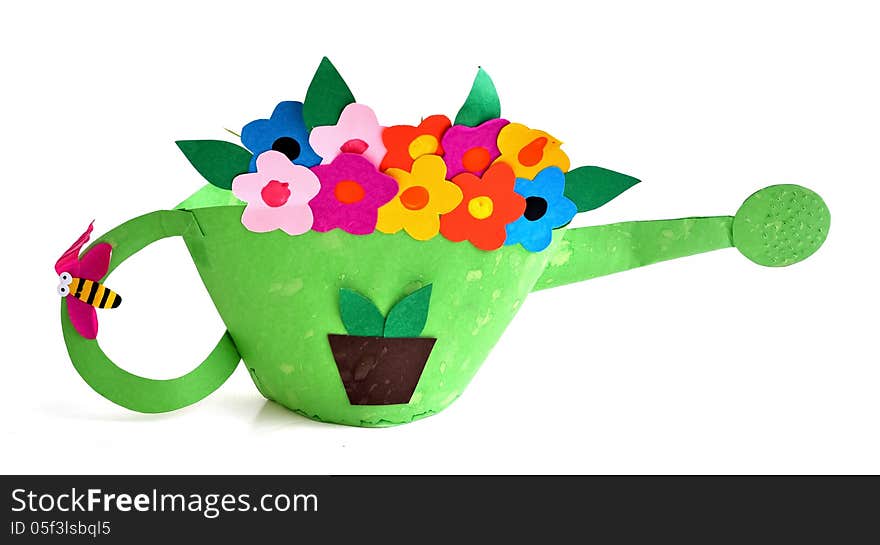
top-left (60, 210), bottom-right (241, 413)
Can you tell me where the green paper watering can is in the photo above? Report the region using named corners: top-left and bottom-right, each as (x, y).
top-left (60, 184), bottom-right (829, 426)
top-left (58, 60), bottom-right (831, 427)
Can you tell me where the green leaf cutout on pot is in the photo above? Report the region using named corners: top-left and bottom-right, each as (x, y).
top-left (454, 67), bottom-right (500, 127)
top-left (303, 57), bottom-right (356, 131)
top-left (338, 284), bottom-right (433, 338)
top-left (176, 140), bottom-right (252, 190)
top-left (339, 288), bottom-right (385, 337)
top-left (384, 284), bottom-right (432, 338)
top-left (563, 166), bottom-right (641, 213)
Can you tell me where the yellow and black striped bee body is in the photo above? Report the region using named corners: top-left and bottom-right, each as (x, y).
top-left (57, 272), bottom-right (122, 309)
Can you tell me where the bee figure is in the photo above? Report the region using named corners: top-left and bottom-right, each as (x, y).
top-left (57, 271), bottom-right (121, 309)
top-left (55, 222), bottom-right (122, 339)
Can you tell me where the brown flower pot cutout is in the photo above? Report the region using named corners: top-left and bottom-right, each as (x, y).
top-left (328, 285), bottom-right (435, 406)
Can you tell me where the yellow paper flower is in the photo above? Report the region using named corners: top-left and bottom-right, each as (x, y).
top-left (494, 123), bottom-right (570, 179)
top-left (377, 155), bottom-right (463, 240)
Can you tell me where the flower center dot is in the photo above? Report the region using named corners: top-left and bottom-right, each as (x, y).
top-left (261, 180), bottom-right (291, 207)
top-left (335, 180), bottom-right (366, 204)
top-left (400, 186), bottom-right (430, 210)
top-left (518, 137), bottom-right (547, 167)
top-left (340, 139), bottom-right (369, 154)
top-left (272, 137), bottom-right (301, 161)
top-left (468, 196), bottom-right (494, 219)
top-left (462, 147), bottom-right (491, 172)
top-left (524, 196), bottom-right (548, 221)
top-left (408, 134), bottom-right (439, 160)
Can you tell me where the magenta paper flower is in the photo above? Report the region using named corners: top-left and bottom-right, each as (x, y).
top-left (309, 103), bottom-right (387, 167)
top-left (310, 153), bottom-right (398, 234)
top-left (231, 150), bottom-right (320, 235)
top-left (441, 118), bottom-right (509, 178)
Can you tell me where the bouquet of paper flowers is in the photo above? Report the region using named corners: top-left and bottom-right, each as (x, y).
top-left (176, 59), bottom-right (638, 252)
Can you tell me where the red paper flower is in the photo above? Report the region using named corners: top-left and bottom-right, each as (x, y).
top-left (440, 162), bottom-right (526, 250)
top-left (380, 115), bottom-right (451, 172)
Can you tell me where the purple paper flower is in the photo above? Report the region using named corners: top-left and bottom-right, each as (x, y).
top-left (310, 154), bottom-right (398, 234)
top-left (440, 118), bottom-right (509, 178)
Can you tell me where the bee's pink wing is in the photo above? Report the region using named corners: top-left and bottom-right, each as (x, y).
top-left (67, 297), bottom-right (98, 339)
top-left (77, 243), bottom-right (112, 281)
top-left (55, 222), bottom-right (94, 275)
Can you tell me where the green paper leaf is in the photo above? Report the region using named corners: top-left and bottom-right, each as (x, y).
top-left (339, 288), bottom-right (385, 337)
top-left (384, 284), bottom-right (432, 338)
top-left (303, 57), bottom-right (356, 130)
top-left (176, 140), bottom-right (252, 190)
top-left (454, 67), bottom-right (501, 127)
top-left (563, 166), bottom-right (641, 213)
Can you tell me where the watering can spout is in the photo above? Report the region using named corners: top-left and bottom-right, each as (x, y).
top-left (533, 184), bottom-right (829, 291)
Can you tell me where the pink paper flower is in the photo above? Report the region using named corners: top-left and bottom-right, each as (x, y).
top-left (310, 153), bottom-right (398, 234)
top-left (441, 118), bottom-right (509, 178)
top-left (309, 103), bottom-right (387, 167)
top-left (231, 150), bottom-right (320, 235)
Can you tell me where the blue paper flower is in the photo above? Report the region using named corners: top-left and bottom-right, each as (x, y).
top-left (241, 101), bottom-right (322, 171)
top-left (505, 167), bottom-right (577, 252)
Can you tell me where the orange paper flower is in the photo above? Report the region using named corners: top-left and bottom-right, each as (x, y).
top-left (440, 162), bottom-right (526, 251)
top-left (494, 123), bottom-right (570, 179)
top-left (380, 115), bottom-right (451, 172)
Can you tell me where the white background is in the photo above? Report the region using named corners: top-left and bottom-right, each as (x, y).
top-left (1, 0), bottom-right (877, 474)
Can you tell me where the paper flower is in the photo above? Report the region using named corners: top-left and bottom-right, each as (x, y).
top-left (231, 151), bottom-right (320, 235)
top-left (494, 123), bottom-right (570, 179)
top-left (309, 103), bottom-right (386, 167)
top-left (440, 118), bottom-right (509, 179)
top-left (440, 162), bottom-right (526, 251)
top-left (505, 167), bottom-right (578, 252)
top-left (380, 115), bottom-right (451, 172)
top-left (240, 101), bottom-right (322, 171)
top-left (377, 155), bottom-right (463, 240)
top-left (310, 153), bottom-right (399, 234)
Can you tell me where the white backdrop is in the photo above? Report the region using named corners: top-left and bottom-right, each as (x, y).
top-left (2, 0), bottom-right (876, 474)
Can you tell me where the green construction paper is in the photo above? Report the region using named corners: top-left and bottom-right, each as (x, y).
top-left (61, 185), bottom-right (829, 424)
top-left (533, 216), bottom-right (735, 291)
top-left (733, 184), bottom-right (830, 267)
top-left (339, 288), bottom-right (385, 337)
top-left (303, 57), bottom-right (356, 131)
top-left (176, 140), bottom-right (252, 190)
top-left (175, 184), bottom-right (245, 210)
top-left (564, 166), bottom-right (641, 212)
top-left (383, 284), bottom-right (432, 338)
top-left (61, 210), bottom-right (241, 413)
top-left (454, 67), bottom-right (501, 127)
top-left (174, 206), bottom-right (559, 426)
